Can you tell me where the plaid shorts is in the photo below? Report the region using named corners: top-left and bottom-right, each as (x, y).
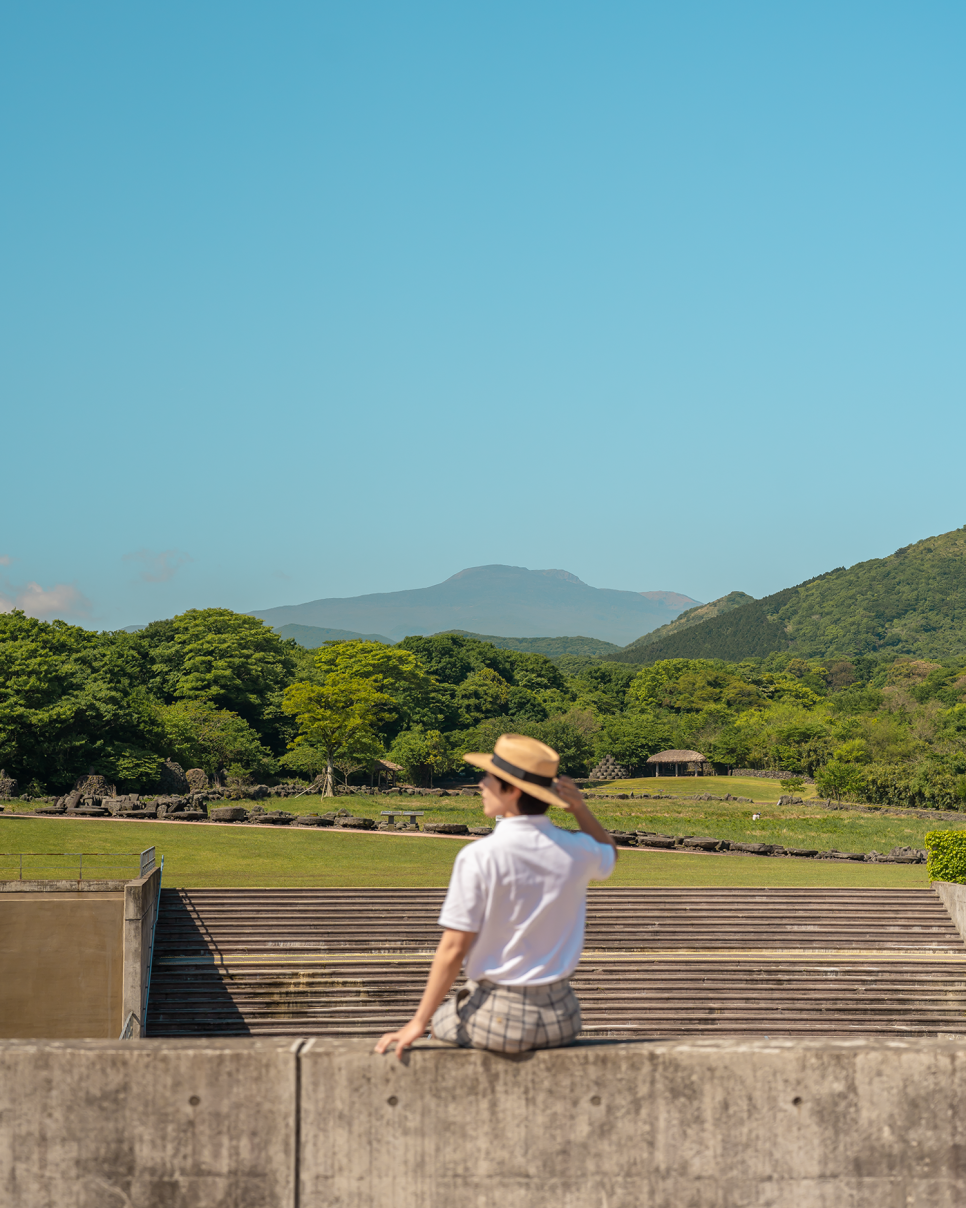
top-left (431, 978), bottom-right (582, 1054)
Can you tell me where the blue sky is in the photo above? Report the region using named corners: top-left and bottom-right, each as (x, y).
top-left (3, 1), bottom-right (965, 631)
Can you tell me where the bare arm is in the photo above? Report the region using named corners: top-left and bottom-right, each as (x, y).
top-left (374, 927), bottom-right (477, 1060)
top-left (553, 775), bottom-right (618, 857)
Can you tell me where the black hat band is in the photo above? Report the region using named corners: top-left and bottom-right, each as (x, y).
top-left (491, 753), bottom-right (554, 788)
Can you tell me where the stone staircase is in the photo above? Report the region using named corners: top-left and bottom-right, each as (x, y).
top-left (146, 887), bottom-right (966, 1038)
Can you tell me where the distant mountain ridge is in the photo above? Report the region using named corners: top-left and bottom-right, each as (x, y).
top-left (614, 526), bottom-right (966, 664)
top-left (250, 564), bottom-right (701, 647)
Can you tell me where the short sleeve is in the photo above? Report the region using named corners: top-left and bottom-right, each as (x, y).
top-left (589, 839), bottom-right (617, 881)
top-left (438, 847), bottom-right (487, 933)
top-left (568, 832), bottom-right (616, 881)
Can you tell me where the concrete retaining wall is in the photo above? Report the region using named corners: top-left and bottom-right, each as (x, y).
top-left (3, 1036), bottom-right (966, 1206)
top-left (122, 864), bottom-right (162, 1038)
top-left (0, 1038), bottom-right (297, 1207)
top-left (934, 880), bottom-right (966, 947)
top-left (0, 890), bottom-right (124, 1038)
top-left (0, 867), bottom-right (161, 1040)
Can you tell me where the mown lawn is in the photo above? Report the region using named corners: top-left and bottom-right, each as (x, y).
top-left (0, 813), bottom-right (932, 889)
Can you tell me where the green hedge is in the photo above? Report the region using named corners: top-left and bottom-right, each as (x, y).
top-left (925, 830), bottom-right (966, 883)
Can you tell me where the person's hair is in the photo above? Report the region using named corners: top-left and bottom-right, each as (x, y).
top-left (492, 773), bottom-right (549, 815)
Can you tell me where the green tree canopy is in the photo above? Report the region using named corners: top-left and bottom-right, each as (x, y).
top-left (171, 609), bottom-right (296, 723)
top-left (0, 611), bottom-right (167, 791)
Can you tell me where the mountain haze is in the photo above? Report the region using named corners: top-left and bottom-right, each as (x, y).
top-left (250, 565), bottom-right (701, 647)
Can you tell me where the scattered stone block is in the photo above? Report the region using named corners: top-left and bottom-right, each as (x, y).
top-left (337, 816), bottom-right (376, 829)
top-left (423, 823), bottom-right (469, 835)
top-left (890, 845), bottom-right (926, 863)
top-left (294, 815), bottom-right (332, 826)
top-left (210, 806), bottom-right (251, 822)
top-left (635, 834), bottom-right (676, 849)
top-left (682, 837), bottom-right (727, 851)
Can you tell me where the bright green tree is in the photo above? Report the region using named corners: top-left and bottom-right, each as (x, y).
top-left (161, 699), bottom-right (276, 780)
top-left (282, 677), bottom-right (386, 796)
top-left (283, 641), bottom-right (434, 795)
top-left (389, 727), bottom-right (454, 787)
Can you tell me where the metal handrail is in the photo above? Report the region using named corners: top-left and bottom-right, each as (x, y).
top-left (0, 852), bottom-right (149, 880)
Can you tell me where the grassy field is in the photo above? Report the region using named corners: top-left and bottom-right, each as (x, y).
top-left (0, 812), bottom-right (932, 889)
top-left (2, 774), bottom-right (958, 889)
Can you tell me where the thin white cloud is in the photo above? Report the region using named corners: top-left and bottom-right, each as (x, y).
top-left (123, 548), bottom-right (193, 583)
top-left (0, 555), bottom-right (11, 566)
top-left (0, 580), bottom-right (92, 619)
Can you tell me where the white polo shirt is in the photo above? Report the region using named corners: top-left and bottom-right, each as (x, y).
top-left (437, 814), bottom-right (616, 986)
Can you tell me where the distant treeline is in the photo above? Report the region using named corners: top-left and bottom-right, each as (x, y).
top-left (3, 607), bottom-right (966, 812)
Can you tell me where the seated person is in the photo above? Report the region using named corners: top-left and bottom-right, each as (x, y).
top-left (375, 733), bottom-right (617, 1057)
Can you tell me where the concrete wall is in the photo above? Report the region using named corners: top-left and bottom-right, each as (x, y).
top-left (0, 889), bottom-right (124, 1038)
top-left (0, 867), bottom-right (161, 1041)
top-left (935, 880), bottom-right (966, 946)
top-left (4, 1036), bottom-right (966, 1207)
top-left (0, 1038), bottom-right (297, 1208)
top-left (122, 865), bottom-right (162, 1038)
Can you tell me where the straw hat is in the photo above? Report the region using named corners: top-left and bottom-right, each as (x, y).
top-left (463, 733), bottom-right (568, 810)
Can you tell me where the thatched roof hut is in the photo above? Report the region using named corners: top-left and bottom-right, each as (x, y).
top-left (645, 749), bottom-right (712, 777)
top-left (374, 759), bottom-right (404, 788)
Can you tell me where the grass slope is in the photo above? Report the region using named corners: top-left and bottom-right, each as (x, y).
top-left (614, 526), bottom-right (966, 664)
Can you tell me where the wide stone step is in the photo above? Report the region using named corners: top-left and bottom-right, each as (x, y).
top-left (147, 886), bottom-right (966, 1039)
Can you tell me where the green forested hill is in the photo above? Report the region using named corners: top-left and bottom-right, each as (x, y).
top-left (620, 592), bottom-right (756, 654)
top-left (440, 632), bottom-right (624, 658)
top-left (614, 527), bottom-right (966, 663)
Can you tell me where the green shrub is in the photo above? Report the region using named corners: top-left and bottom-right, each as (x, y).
top-left (925, 830), bottom-right (966, 883)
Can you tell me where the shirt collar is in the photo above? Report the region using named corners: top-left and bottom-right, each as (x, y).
top-left (497, 813), bottom-right (554, 827)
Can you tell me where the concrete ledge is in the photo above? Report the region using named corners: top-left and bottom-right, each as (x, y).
top-left (4, 1036), bottom-right (966, 1206)
top-left (0, 879), bottom-right (131, 892)
top-left (935, 880), bottom-right (966, 946)
top-left (304, 1036), bottom-right (966, 1207)
top-left (0, 1038), bottom-right (297, 1208)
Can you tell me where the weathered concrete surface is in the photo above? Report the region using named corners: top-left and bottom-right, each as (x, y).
top-left (302, 1037), bottom-right (966, 1208)
top-left (0, 890), bottom-right (124, 1038)
top-left (0, 1038), bottom-right (297, 1208)
top-left (122, 865), bottom-right (161, 1038)
top-left (935, 880), bottom-right (966, 946)
top-left (3, 1037), bottom-right (966, 1206)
